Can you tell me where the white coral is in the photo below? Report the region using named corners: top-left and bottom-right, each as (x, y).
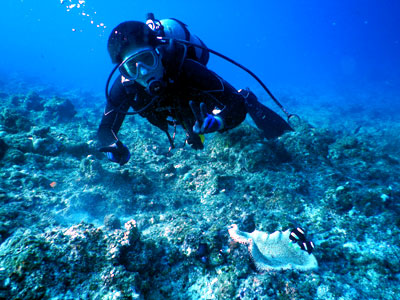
top-left (228, 224), bottom-right (318, 271)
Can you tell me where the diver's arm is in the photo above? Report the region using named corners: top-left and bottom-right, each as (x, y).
top-left (97, 78), bottom-right (130, 146)
top-left (181, 59), bottom-right (247, 131)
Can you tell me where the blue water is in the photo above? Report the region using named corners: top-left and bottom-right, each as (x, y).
top-left (1, 0), bottom-right (399, 102)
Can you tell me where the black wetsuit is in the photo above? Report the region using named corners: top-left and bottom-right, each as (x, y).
top-left (98, 43), bottom-right (248, 150)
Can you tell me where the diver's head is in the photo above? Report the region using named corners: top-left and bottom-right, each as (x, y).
top-left (119, 47), bottom-right (165, 95)
top-left (108, 21), bottom-right (165, 95)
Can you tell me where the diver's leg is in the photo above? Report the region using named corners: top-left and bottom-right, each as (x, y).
top-left (239, 89), bottom-right (293, 139)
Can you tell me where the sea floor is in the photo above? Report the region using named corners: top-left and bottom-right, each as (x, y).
top-left (0, 78), bottom-right (399, 299)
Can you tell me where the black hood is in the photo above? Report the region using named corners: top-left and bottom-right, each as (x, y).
top-left (107, 21), bottom-right (159, 64)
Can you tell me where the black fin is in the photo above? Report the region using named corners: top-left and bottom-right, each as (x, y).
top-left (243, 90), bottom-right (293, 139)
top-left (289, 232), bottom-right (298, 243)
top-left (289, 227), bottom-right (315, 254)
top-left (290, 227), bottom-right (306, 242)
top-left (299, 241), bottom-right (314, 254)
top-left (306, 241), bottom-right (315, 254)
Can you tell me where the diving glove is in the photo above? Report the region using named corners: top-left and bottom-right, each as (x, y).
top-left (99, 140), bottom-right (131, 166)
top-left (190, 101), bottom-right (224, 134)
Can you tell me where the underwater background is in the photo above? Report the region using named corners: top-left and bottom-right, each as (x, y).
top-left (1, 0), bottom-right (399, 95)
top-left (0, 0), bottom-right (399, 299)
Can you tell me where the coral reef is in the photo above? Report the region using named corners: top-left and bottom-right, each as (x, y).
top-left (0, 81), bottom-right (399, 299)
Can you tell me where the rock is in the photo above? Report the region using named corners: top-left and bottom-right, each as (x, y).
top-left (25, 91), bottom-right (45, 111)
top-left (29, 126), bottom-right (50, 138)
top-left (1, 78), bottom-right (400, 299)
top-left (66, 141), bottom-right (89, 155)
top-left (31, 136), bottom-right (63, 156)
top-left (79, 156), bottom-right (104, 182)
top-left (0, 108), bottom-right (32, 133)
top-left (0, 138), bottom-right (8, 160)
top-left (104, 214), bottom-right (121, 230)
top-left (237, 213), bottom-right (256, 233)
top-left (280, 124), bottom-right (335, 165)
top-left (43, 96), bottom-right (76, 122)
top-left (2, 149), bottom-right (25, 164)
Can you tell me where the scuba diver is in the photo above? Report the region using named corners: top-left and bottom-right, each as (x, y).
top-left (98, 14), bottom-right (293, 165)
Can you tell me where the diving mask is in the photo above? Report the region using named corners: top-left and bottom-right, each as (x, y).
top-left (119, 48), bottom-right (165, 95)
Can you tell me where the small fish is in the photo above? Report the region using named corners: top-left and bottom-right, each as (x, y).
top-left (289, 227), bottom-right (315, 254)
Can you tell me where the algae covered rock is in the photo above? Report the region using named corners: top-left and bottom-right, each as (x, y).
top-left (0, 108), bottom-right (32, 133)
top-left (280, 118), bottom-right (335, 165)
top-left (31, 136), bottom-right (64, 156)
top-left (79, 156), bottom-right (105, 182)
top-left (116, 166), bottom-right (153, 194)
top-left (25, 91), bottom-right (45, 111)
top-left (1, 80), bottom-right (400, 299)
top-left (64, 141), bottom-right (92, 158)
top-left (2, 148), bottom-right (25, 164)
top-left (43, 96), bottom-right (76, 122)
top-left (0, 225), bottom-right (106, 299)
top-left (0, 192), bottom-right (40, 244)
top-left (0, 138), bottom-right (8, 160)
top-left (16, 125), bottom-right (63, 156)
top-left (0, 221), bottom-right (155, 299)
top-left (104, 214), bottom-right (121, 230)
top-left (327, 135), bottom-right (368, 161)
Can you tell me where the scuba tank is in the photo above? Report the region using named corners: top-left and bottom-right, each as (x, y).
top-left (146, 13), bottom-right (209, 66)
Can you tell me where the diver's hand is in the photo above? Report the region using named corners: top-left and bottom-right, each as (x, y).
top-left (99, 140), bottom-right (131, 166)
top-left (189, 102), bottom-right (224, 134)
